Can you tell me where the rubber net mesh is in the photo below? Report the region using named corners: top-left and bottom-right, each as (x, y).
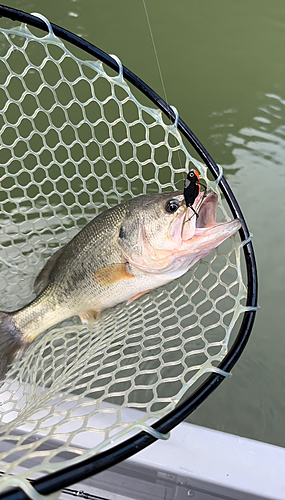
top-left (0, 17), bottom-right (248, 498)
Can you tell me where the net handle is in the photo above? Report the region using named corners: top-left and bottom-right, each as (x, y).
top-left (0, 5), bottom-right (258, 500)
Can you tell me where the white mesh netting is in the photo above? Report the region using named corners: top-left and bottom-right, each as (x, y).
top-left (0, 15), bottom-right (249, 498)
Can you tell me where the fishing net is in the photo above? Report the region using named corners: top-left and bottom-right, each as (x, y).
top-left (0, 8), bottom-right (258, 500)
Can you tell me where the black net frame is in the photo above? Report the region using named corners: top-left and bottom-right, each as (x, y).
top-left (0, 5), bottom-right (258, 500)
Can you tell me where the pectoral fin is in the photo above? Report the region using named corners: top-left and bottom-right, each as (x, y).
top-left (79, 310), bottom-right (100, 324)
top-left (93, 263), bottom-right (134, 287)
top-left (127, 290), bottom-right (151, 304)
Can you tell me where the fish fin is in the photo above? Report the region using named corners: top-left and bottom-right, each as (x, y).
top-left (34, 247), bottom-right (64, 295)
top-left (0, 311), bottom-right (28, 380)
top-left (79, 310), bottom-right (101, 324)
top-left (94, 263), bottom-right (134, 287)
top-left (127, 290), bottom-right (151, 304)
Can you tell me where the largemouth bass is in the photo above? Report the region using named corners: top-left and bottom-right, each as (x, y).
top-left (0, 190), bottom-right (241, 378)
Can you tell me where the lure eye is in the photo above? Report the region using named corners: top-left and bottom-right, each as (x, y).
top-left (189, 171), bottom-right (195, 177)
top-left (165, 199), bottom-right (180, 213)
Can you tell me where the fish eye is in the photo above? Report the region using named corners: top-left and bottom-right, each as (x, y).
top-left (189, 171), bottom-right (195, 177)
top-left (165, 199), bottom-right (180, 213)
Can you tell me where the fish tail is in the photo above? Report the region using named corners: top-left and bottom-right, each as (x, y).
top-left (0, 311), bottom-right (28, 380)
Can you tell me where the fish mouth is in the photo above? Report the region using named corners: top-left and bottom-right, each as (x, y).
top-left (181, 190), bottom-right (241, 244)
top-left (196, 191), bottom-right (220, 229)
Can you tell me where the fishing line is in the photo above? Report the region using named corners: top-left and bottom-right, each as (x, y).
top-left (142, 0), bottom-right (168, 104)
top-left (142, 0), bottom-right (183, 174)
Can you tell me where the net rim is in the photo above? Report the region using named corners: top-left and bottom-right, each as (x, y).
top-left (0, 5), bottom-right (258, 499)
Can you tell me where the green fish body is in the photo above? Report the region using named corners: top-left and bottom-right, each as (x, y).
top-left (0, 190), bottom-right (241, 378)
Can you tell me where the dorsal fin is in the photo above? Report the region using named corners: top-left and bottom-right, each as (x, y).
top-left (34, 247), bottom-right (64, 295)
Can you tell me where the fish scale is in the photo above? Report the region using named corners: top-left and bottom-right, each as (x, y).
top-left (0, 190), bottom-right (240, 379)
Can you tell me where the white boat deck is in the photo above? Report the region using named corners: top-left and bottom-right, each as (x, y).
top-left (57, 419), bottom-right (285, 500)
top-left (1, 392), bottom-right (285, 500)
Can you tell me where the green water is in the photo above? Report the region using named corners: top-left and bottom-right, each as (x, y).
top-left (3, 0), bottom-right (285, 448)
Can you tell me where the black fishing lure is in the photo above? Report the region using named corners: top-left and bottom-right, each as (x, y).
top-left (184, 169), bottom-right (206, 218)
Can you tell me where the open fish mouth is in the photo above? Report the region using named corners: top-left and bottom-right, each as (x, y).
top-left (196, 191), bottom-right (220, 228)
top-left (181, 191), bottom-right (241, 242)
